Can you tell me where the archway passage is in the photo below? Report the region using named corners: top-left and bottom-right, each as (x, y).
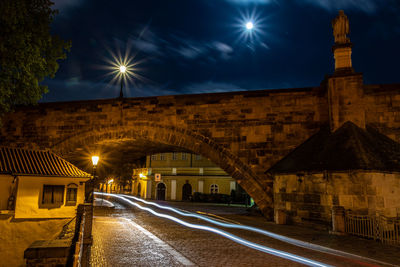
top-left (157, 183), bottom-right (166, 201)
top-left (51, 124), bottom-right (274, 219)
top-left (182, 182), bottom-right (192, 201)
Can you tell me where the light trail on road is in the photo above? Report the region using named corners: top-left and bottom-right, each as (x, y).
top-left (119, 194), bottom-right (372, 264)
top-left (95, 192), bottom-right (330, 267)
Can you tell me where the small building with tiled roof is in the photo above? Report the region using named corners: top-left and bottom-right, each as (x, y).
top-left (266, 122), bottom-right (400, 226)
top-left (0, 147), bottom-right (90, 219)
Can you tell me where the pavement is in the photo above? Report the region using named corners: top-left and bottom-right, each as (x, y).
top-left (159, 201), bottom-right (400, 266)
top-left (90, 196), bottom-right (400, 266)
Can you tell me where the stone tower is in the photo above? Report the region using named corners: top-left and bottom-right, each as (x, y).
top-left (327, 10), bottom-right (365, 132)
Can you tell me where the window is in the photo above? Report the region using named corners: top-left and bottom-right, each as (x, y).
top-left (181, 153), bottom-right (188, 160)
top-left (151, 154), bottom-right (157, 161)
top-left (42, 185), bottom-right (64, 205)
top-left (210, 184), bottom-right (219, 194)
top-left (160, 153), bottom-right (166, 160)
top-left (66, 183), bottom-right (78, 205)
top-left (172, 152), bottom-right (178, 160)
top-left (195, 154), bottom-right (202, 160)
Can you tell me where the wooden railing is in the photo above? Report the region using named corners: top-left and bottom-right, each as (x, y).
top-left (345, 211), bottom-right (400, 245)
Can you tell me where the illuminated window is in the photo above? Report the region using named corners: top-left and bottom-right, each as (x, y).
top-left (160, 153), bottom-right (166, 160)
top-left (151, 154), bottom-right (157, 160)
top-left (66, 183), bottom-right (78, 204)
top-left (172, 152), bottom-right (178, 160)
top-left (42, 185), bottom-right (64, 205)
top-left (181, 153), bottom-right (188, 160)
top-left (210, 184), bottom-right (219, 194)
top-left (195, 154), bottom-right (202, 160)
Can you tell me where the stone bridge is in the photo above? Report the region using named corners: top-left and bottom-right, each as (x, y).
top-left (1, 70), bottom-right (400, 218)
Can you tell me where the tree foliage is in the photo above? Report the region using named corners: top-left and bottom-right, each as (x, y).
top-left (0, 0), bottom-right (70, 115)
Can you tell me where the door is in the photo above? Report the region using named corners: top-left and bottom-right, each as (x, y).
top-left (157, 183), bottom-right (166, 200)
top-left (182, 182), bottom-right (192, 201)
top-left (137, 183), bottom-right (141, 197)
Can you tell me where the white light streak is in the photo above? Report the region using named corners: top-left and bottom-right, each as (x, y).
top-left (122, 195), bottom-right (319, 251)
top-left (95, 193), bottom-right (329, 267)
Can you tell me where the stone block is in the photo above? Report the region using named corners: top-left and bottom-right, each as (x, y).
top-left (24, 240), bottom-right (71, 262)
top-left (303, 194), bottom-right (321, 204)
top-left (275, 209), bottom-right (287, 225)
top-left (339, 195), bottom-right (353, 208)
top-left (376, 197), bottom-right (385, 208)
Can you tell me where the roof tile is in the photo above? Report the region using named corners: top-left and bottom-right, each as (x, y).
top-left (0, 147), bottom-right (90, 178)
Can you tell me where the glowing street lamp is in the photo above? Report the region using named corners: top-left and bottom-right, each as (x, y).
top-left (92, 155), bottom-right (99, 167)
top-left (119, 65), bottom-right (126, 74)
top-left (119, 65), bottom-right (127, 98)
top-left (87, 155), bottom-right (100, 203)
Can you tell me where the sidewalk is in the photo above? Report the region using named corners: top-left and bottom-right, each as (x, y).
top-left (160, 201), bottom-right (400, 266)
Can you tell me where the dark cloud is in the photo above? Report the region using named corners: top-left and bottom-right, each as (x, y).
top-left (183, 81), bottom-right (244, 94)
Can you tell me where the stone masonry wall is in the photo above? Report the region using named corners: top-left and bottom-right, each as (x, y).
top-left (274, 171), bottom-right (400, 226)
top-left (364, 84), bottom-right (400, 142)
top-left (1, 82), bottom-right (400, 217)
top-left (0, 88), bottom-right (328, 217)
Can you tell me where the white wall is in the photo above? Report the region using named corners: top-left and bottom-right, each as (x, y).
top-left (15, 176), bottom-right (88, 219)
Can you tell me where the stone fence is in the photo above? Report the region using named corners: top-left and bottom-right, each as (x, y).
top-left (24, 204), bottom-right (93, 267)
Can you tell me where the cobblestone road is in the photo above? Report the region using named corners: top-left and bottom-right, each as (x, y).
top-left (90, 196), bottom-right (388, 267)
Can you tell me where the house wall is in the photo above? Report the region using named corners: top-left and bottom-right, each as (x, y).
top-left (273, 171), bottom-right (400, 226)
top-left (15, 176), bottom-right (88, 219)
top-left (0, 174), bottom-right (15, 210)
top-left (133, 176), bottom-right (234, 201)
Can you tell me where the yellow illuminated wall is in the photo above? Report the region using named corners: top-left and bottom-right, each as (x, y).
top-left (15, 176), bottom-right (88, 219)
top-left (132, 153), bottom-right (236, 201)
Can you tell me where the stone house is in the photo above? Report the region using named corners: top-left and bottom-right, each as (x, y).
top-left (131, 152), bottom-right (237, 201)
top-left (0, 147), bottom-right (90, 219)
top-left (266, 122), bottom-right (400, 226)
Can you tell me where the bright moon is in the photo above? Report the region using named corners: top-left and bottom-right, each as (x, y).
top-left (246, 21), bottom-right (254, 30)
top-left (119, 65), bottom-right (126, 73)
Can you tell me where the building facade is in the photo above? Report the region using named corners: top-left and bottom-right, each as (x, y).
top-left (132, 152), bottom-right (237, 201)
top-left (0, 147), bottom-right (90, 219)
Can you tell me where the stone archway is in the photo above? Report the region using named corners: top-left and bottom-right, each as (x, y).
top-left (51, 122), bottom-right (273, 218)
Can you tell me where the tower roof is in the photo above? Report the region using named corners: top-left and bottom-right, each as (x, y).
top-left (267, 122), bottom-right (400, 174)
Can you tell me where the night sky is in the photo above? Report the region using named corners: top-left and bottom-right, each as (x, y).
top-left (42, 0), bottom-right (400, 102)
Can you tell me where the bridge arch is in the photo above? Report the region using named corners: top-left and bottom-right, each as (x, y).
top-left (51, 122), bottom-right (273, 218)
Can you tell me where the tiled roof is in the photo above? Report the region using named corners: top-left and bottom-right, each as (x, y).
top-left (0, 147), bottom-right (90, 178)
top-left (267, 122), bottom-right (400, 174)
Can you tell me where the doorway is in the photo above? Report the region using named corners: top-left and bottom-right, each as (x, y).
top-left (137, 183), bottom-right (141, 197)
top-left (182, 181), bottom-right (192, 201)
top-left (157, 183), bottom-right (166, 200)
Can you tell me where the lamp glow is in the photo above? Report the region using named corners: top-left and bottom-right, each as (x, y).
top-left (91, 156), bottom-right (99, 166)
top-left (108, 179), bottom-right (114, 184)
top-left (246, 21), bottom-right (254, 30)
top-left (119, 65), bottom-right (127, 73)
top-left (139, 173), bottom-right (146, 178)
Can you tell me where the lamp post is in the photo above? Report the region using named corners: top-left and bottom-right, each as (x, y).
top-left (90, 156), bottom-right (99, 203)
top-left (119, 65), bottom-right (126, 98)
